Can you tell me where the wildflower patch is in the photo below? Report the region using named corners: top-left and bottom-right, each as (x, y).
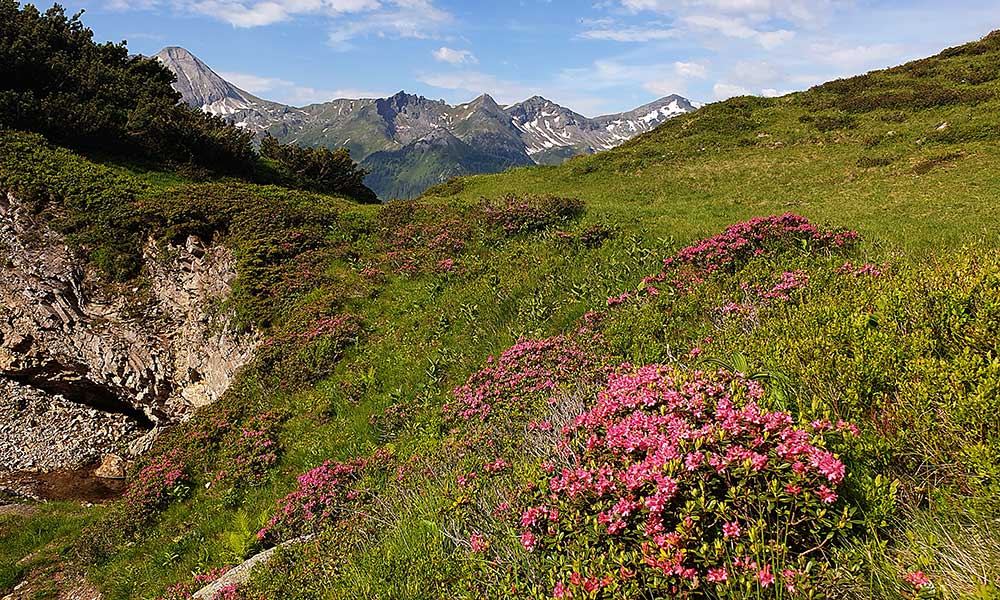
top-left (513, 365), bottom-right (857, 598)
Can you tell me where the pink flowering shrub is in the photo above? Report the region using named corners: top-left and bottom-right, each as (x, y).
top-left (377, 201), bottom-right (471, 275)
top-left (513, 366), bottom-right (856, 598)
top-left (121, 449), bottom-right (190, 520)
top-left (259, 312), bottom-right (363, 389)
top-left (443, 334), bottom-right (605, 425)
top-left (156, 567), bottom-right (231, 600)
top-left (758, 269), bottom-right (810, 301)
top-left (612, 213), bottom-right (857, 302)
top-left (836, 261), bottom-right (884, 277)
top-left (481, 194), bottom-right (584, 236)
top-left (211, 584), bottom-right (243, 600)
top-left (295, 313), bottom-right (362, 343)
top-left (716, 270), bottom-right (811, 322)
top-left (214, 411), bottom-right (282, 500)
top-left (578, 223), bottom-right (614, 248)
top-left (80, 448), bottom-right (193, 560)
top-left (257, 449), bottom-right (394, 545)
top-left (554, 223), bottom-right (615, 249)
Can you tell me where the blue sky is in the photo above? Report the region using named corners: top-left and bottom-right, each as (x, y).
top-left (68, 0), bottom-right (1000, 115)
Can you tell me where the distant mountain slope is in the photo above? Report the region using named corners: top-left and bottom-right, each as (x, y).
top-left (508, 95), bottom-right (697, 165)
top-left (361, 127), bottom-right (532, 200)
top-left (155, 47), bottom-right (697, 198)
top-left (154, 47), bottom-right (305, 134)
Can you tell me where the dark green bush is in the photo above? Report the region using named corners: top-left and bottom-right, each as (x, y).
top-left (912, 152), bottom-right (963, 174)
top-left (813, 114), bottom-right (857, 132)
top-left (480, 194), bottom-right (585, 236)
top-left (0, 1), bottom-right (255, 174)
top-left (259, 135), bottom-right (377, 203)
top-left (857, 155), bottom-right (896, 168)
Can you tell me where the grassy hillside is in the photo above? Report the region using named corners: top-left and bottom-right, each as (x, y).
top-left (428, 32), bottom-right (1000, 254)
top-left (1, 31), bottom-right (1000, 600)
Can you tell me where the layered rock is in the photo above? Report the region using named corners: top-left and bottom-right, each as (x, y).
top-left (0, 192), bottom-right (259, 473)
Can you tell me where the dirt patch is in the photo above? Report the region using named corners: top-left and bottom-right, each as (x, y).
top-left (0, 504), bottom-right (38, 518)
top-left (0, 465), bottom-right (125, 504)
top-left (2, 567), bottom-right (102, 600)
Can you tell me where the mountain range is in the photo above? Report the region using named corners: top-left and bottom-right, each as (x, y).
top-left (154, 47), bottom-right (697, 199)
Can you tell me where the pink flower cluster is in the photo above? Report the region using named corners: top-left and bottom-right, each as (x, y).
top-left (517, 365), bottom-right (855, 596)
top-left (359, 266), bottom-right (385, 280)
top-left (211, 584), bottom-right (242, 600)
top-left (296, 313), bottom-right (361, 343)
top-left (214, 412), bottom-right (280, 490)
top-left (608, 213), bottom-right (857, 304)
top-left (257, 449), bottom-right (394, 544)
top-left (156, 567), bottom-right (231, 600)
top-left (380, 205), bottom-right (470, 275)
top-left (718, 300), bottom-right (757, 317)
top-left (469, 532), bottom-right (490, 552)
top-left (904, 570), bottom-right (932, 588)
top-left (837, 261), bottom-right (884, 278)
top-left (122, 450), bottom-right (188, 517)
top-left (758, 270), bottom-right (810, 300)
top-left (717, 270), bottom-right (810, 319)
top-left (444, 335), bottom-right (602, 422)
top-left (481, 195), bottom-right (584, 236)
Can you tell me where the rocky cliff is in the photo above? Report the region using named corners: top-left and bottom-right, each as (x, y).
top-left (0, 191), bottom-right (258, 475)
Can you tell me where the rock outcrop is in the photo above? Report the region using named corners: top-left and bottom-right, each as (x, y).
top-left (192, 537), bottom-right (312, 599)
top-left (0, 191), bottom-right (259, 473)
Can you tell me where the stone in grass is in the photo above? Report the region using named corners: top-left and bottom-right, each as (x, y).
top-left (94, 454), bottom-right (127, 479)
top-left (192, 536), bottom-right (312, 599)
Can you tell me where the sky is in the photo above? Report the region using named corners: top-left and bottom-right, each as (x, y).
top-left (65, 0), bottom-right (1000, 116)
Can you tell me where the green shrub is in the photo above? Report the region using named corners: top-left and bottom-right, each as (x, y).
top-left (857, 155), bottom-right (896, 168)
top-left (259, 134), bottom-right (377, 203)
top-left (0, 1), bottom-right (255, 174)
top-left (480, 194), bottom-right (585, 236)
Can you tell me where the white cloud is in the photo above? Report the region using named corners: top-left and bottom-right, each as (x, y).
top-left (729, 59), bottom-right (781, 86)
top-left (675, 61), bottom-right (708, 78)
top-left (110, 0), bottom-right (452, 40)
top-left (218, 71), bottom-right (291, 92)
top-left (619, 0), bottom-right (837, 27)
top-left (579, 26), bottom-right (679, 42)
top-left (188, 0), bottom-right (380, 27)
top-left (219, 70), bottom-right (384, 104)
top-left (810, 42), bottom-right (904, 68)
top-left (328, 0), bottom-right (452, 47)
top-left (432, 47), bottom-right (477, 64)
top-left (760, 87), bottom-right (793, 97)
top-left (682, 14), bottom-right (794, 48)
top-left (713, 81), bottom-right (751, 99)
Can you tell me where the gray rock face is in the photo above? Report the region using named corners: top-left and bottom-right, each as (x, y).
top-left (154, 47), bottom-right (699, 197)
top-left (0, 192), bottom-right (259, 472)
top-left (153, 46), bottom-right (306, 135)
top-left (0, 379), bottom-right (141, 472)
top-left (191, 536), bottom-right (312, 599)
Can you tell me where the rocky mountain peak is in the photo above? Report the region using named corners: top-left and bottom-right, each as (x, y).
top-left (507, 95), bottom-right (584, 124)
top-left (154, 46), bottom-right (245, 110)
top-left (413, 127), bottom-right (462, 148)
top-left (468, 93), bottom-right (501, 111)
top-left (154, 48), bottom-right (697, 197)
